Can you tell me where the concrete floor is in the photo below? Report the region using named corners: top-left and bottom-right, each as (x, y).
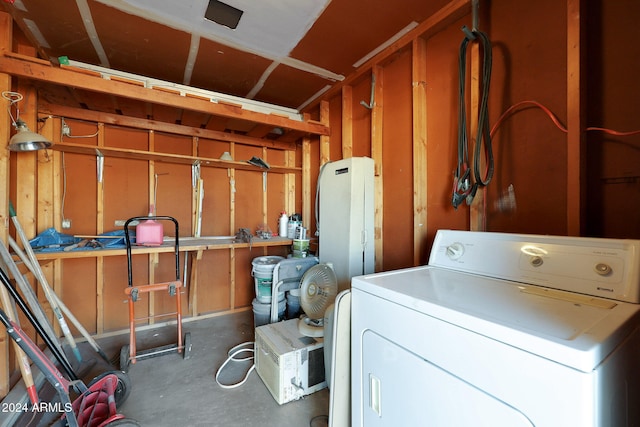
top-left (3, 310), bottom-right (329, 427)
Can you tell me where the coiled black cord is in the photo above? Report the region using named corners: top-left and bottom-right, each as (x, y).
top-left (452, 26), bottom-right (493, 209)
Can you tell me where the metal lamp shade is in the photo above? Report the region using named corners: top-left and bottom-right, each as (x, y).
top-left (9, 120), bottom-right (52, 152)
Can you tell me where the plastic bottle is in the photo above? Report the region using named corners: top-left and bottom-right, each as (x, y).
top-left (278, 212), bottom-right (288, 237)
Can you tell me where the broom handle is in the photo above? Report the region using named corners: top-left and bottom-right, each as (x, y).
top-left (4, 237), bottom-right (64, 357)
top-left (12, 240), bottom-right (110, 363)
top-left (0, 281), bottom-right (38, 404)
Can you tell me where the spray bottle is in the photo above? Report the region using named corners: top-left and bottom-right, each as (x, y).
top-left (278, 212), bottom-right (288, 237)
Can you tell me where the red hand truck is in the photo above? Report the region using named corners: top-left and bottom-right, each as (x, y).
top-left (119, 216), bottom-right (192, 372)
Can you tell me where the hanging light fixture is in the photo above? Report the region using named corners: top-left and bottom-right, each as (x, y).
top-left (2, 91), bottom-right (52, 152)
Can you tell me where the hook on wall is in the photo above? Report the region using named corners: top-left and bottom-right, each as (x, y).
top-left (472, 0), bottom-right (479, 31)
top-left (360, 73), bottom-right (376, 110)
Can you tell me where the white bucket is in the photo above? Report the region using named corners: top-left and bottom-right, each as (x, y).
top-left (252, 256), bottom-right (284, 304)
top-left (287, 288), bottom-right (301, 319)
top-left (252, 298), bottom-right (286, 328)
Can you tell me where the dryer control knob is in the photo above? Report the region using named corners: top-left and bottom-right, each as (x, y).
top-left (446, 242), bottom-right (465, 260)
top-left (594, 263), bottom-right (612, 276)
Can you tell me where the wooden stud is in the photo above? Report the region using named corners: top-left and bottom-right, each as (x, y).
top-left (96, 122), bottom-right (105, 333)
top-left (148, 130), bottom-right (156, 323)
top-left (341, 86), bottom-right (353, 159)
top-left (412, 39), bottom-right (428, 265)
top-left (262, 146), bottom-right (268, 226)
top-left (229, 247), bottom-right (236, 309)
top-left (285, 149), bottom-right (296, 217)
top-left (302, 136), bottom-right (312, 228)
top-left (319, 101), bottom-right (331, 165)
top-left (0, 10), bottom-right (11, 399)
top-left (188, 249), bottom-right (203, 315)
top-left (468, 35), bottom-right (484, 231)
top-left (370, 67), bottom-right (384, 271)
top-left (566, 0), bottom-right (586, 236)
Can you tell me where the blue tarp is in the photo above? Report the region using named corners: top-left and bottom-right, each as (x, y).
top-left (29, 228), bottom-right (132, 252)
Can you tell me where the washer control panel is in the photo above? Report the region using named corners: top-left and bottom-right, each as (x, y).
top-left (431, 230), bottom-right (640, 303)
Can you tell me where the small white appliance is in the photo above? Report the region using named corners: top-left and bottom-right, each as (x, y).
top-left (254, 319), bottom-right (326, 405)
top-left (351, 230), bottom-right (640, 426)
top-left (317, 157), bottom-right (374, 292)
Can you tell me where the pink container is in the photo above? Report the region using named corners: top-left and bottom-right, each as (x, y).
top-left (136, 218), bottom-right (164, 246)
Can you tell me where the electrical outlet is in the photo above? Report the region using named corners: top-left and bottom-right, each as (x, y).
top-left (62, 219), bottom-right (71, 229)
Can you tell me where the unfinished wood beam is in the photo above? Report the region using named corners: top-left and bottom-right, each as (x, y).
top-left (370, 67), bottom-right (384, 272)
top-left (285, 149), bottom-right (296, 217)
top-left (39, 102), bottom-right (298, 152)
top-left (412, 39), bottom-right (428, 265)
top-left (468, 37), bottom-right (484, 231)
top-left (0, 10), bottom-right (10, 399)
top-left (0, 52), bottom-right (329, 136)
top-left (302, 136), bottom-right (312, 229)
top-left (319, 101), bottom-right (331, 165)
top-left (342, 85), bottom-right (353, 159)
top-left (566, 0), bottom-right (587, 236)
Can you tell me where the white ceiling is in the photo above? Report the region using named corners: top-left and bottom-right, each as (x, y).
top-left (97, 0), bottom-right (332, 59)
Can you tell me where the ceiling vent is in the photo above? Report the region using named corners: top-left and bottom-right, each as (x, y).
top-left (205, 0), bottom-right (244, 30)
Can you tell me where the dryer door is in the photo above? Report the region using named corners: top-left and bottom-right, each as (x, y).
top-left (359, 331), bottom-right (534, 426)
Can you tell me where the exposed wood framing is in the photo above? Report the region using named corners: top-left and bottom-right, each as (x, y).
top-left (0, 10), bottom-right (10, 399)
top-left (341, 85), bottom-right (353, 158)
top-left (285, 150), bottom-right (296, 216)
top-left (262, 147), bottom-right (268, 226)
top-left (319, 101), bottom-right (330, 165)
top-left (312, 0), bottom-right (471, 109)
top-left (15, 85), bottom-right (37, 244)
top-left (412, 39), bottom-right (428, 265)
top-left (0, 52), bottom-right (329, 136)
top-left (39, 102), bottom-right (298, 152)
top-left (147, 131), bottom-right (157, 324)
top-left (302, 136), bottom-right (312, 229)
top-left (468, 39), bottom-right (484, 231)
top-left (566, 0), bottom-right (586, 236)
top-left (370, 67), bottom-right (384, 272)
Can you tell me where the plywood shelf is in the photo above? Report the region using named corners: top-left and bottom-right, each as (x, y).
top-left (33, 236), bottom-right (293, 260)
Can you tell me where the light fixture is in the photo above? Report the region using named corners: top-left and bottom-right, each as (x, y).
top-left (3, 91), bottom-right (52, 152)
top-left (9, 119), bottom-right (52, 151)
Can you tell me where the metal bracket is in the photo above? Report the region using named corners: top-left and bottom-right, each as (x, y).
top-left (96, 149), bottom-right (104, 183)
top-left (360, 73), bottom-right (376, 109)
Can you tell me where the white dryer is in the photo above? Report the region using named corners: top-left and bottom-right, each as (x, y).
top-left (351, 230), bottom-right (640, 426)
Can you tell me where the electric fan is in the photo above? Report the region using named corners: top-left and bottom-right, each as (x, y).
top-left (298, 263), bottom-right (338, 337)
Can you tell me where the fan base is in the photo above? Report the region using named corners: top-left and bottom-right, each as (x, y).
top-left (298, 316), bottom-right (324, 337)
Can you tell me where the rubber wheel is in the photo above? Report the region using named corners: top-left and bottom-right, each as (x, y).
top-left (88, 370), bottom-right (132, 407)
top-left (120, 345), bottom-right (130, 373)
top-left (104, 417), bottom-right (142, 426)
top-left (183, 332), bottom-right (192, 360)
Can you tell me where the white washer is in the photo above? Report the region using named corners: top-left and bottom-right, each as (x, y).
top-left (351, 230), bottom-right (640, 426)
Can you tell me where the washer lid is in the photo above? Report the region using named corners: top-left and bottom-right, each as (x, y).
top-left (352, 265), bottom-right (640, 372)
